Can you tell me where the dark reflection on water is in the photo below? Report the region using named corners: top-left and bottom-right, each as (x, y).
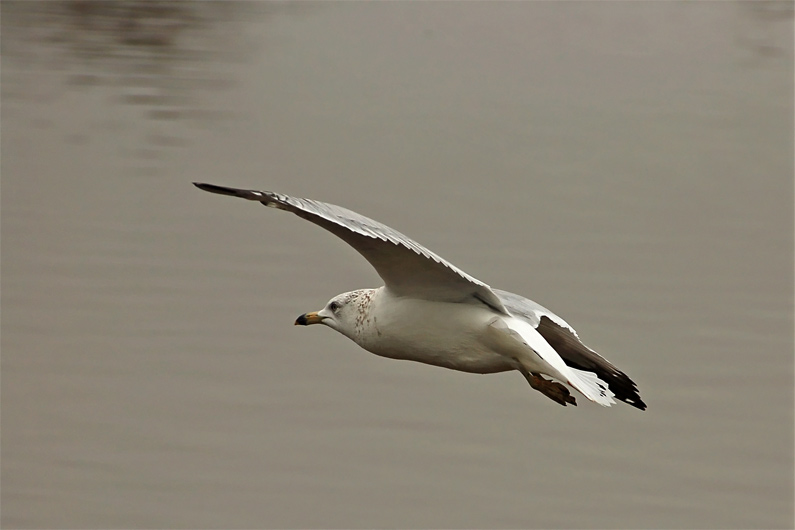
top-left (1, 1), bottom-right (790, 163)
top-left (735, 1), bottom-right (794, 59)
top-left (1, 1), bottom-right (304, 173)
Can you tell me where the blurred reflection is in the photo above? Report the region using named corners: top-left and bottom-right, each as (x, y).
top-left (736, 1), bottom-right (795, 60)
top-left (1, 1), bottom-right (291, 170)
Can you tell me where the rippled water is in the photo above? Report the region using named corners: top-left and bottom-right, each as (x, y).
top-left (2, 2), bottom-right (793, 528)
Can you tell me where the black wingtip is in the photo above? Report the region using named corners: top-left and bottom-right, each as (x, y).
top-left (193, 182), bottom-right (240, 197)
top-left (630, 398), bottom-right (648, 411)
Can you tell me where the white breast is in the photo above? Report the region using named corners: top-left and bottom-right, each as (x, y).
top-left (355, 288), bottom-right (517, 374)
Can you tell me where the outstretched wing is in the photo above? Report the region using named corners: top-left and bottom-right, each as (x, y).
top-left (194, 183), bottom-right (507, 313)
top-left (495, 289), bottom-right (647, 410)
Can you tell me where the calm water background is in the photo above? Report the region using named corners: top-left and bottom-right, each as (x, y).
top-left (2, 2), bottom-right (793, 528)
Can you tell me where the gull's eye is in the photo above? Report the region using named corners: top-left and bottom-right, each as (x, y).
top-left (330, 301), bottom-right (340, 312)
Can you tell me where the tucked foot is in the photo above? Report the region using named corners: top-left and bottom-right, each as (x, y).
top-left (525, 373), bottom-right (577, 407)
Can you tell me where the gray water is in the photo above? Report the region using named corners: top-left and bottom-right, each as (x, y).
top-left (2, 2), bottom-right (793, 528)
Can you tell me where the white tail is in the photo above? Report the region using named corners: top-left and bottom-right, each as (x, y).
top-left (497, 316), bottom-right (616, 407)
top-left (567, 367), bottom-right (616, 407)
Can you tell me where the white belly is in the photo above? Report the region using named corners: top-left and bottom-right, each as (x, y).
top-left (355, 290), bottom-right (517, 374)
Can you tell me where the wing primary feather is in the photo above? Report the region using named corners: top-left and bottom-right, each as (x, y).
top-left (193, 182), bottom-right (508, 313)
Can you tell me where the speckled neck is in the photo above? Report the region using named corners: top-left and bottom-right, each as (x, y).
top-left (347, 289), bottom-right (377, 343)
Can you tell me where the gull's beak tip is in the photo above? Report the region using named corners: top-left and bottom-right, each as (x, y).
top-left (295, 311), bottom-right (322, 326)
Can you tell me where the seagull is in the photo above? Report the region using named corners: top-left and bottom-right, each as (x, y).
top-left (194, 183), bottom-right (646, 410)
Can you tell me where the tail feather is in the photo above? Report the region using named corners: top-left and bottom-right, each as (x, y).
top-left (567, 368), bottom-right (616, 407)
top-left (491, 316), bottom-right (617, 407)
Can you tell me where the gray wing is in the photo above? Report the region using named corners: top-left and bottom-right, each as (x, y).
top-left (195, 183), bottom-right (507, 313)
top-left (495, 289), bottom-right (646, 410)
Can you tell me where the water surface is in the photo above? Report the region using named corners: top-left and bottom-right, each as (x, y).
top-left (2, 2), bottom-right (793, 528)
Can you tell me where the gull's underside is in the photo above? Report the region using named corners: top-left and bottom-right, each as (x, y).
top-left (194, 182), bottom-right (646, 411)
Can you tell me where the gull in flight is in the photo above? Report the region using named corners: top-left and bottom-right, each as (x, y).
top-left (195, 183), bottom-right (646, 410)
